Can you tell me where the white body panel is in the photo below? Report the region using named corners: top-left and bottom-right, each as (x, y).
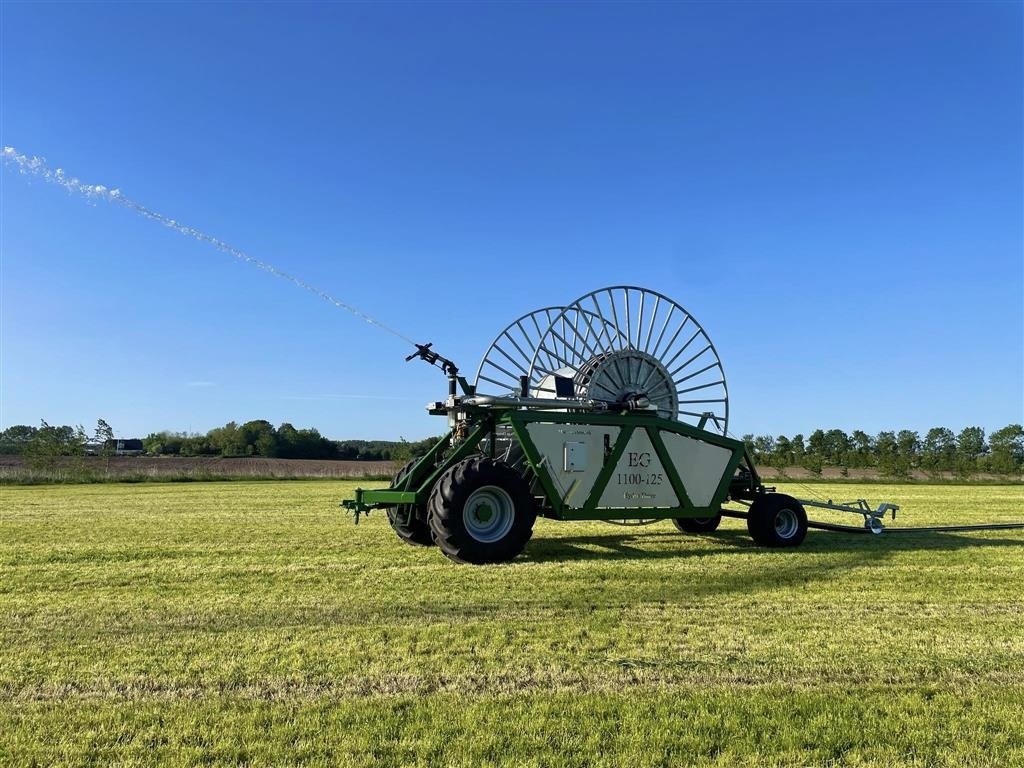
top-left (660, 432), bottom-right (733, 506)
top-left (524, 423), bottom-right (620, 509)
top-left (524, 421), bottom-right (734, 511)
top-left (597, 428), bottom-right (679, 509)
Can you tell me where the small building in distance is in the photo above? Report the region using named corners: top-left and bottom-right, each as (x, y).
top-left (108, 438), bottom-right (144, 456)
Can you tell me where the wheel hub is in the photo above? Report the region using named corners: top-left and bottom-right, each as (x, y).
top-left (775, 508), bottom-right (799, 539)
top-left (463, 486), bottom-right (515, 543)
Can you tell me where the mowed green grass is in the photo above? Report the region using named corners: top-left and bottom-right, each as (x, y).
top-left (1, 481), bottom-right (1022, 767)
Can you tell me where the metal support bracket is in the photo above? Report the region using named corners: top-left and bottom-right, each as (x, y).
top-left (797, 498), bottom-right (900, 534)
top-left (340, 492), bottom-right (369, 524)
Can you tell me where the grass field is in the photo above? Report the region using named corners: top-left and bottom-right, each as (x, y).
top-left (2, 480), bottom-right (1022, 766)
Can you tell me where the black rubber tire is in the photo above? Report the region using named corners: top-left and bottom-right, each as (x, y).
top-left (746, 493), bottom-right (808, 548)
top-left (672, 515), bottom-right (722, 533)
top-left (386, 459), bottom-right (434, 547)
top-left (428, 457), bottom-right (536, 564)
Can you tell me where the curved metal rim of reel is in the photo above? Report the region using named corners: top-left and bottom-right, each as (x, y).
top-left (526, 285), bottom-right (730, 434)
top-left (473, 306), bottom-right (563, 394)
top-left (473, 305), bottom-right (629, 395)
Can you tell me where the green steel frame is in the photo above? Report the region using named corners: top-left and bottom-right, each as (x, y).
top-left (343, 408), bottom-right (749, 522)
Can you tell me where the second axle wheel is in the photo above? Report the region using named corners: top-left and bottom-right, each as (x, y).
top-left (386, 459), bottom-right (434, 547)
top-left (428, 457), bottom-right (536, 564)
top-left (747, 493), bottom-right (808, 548)
top-left (672, 515), bottom-right (722, 534)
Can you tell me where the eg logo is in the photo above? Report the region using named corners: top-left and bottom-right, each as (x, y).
top-left (627, 451), bottom-right (651, 468)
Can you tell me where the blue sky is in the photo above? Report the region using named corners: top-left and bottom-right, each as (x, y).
top-left (1, 1), bottom-right (1021, 441)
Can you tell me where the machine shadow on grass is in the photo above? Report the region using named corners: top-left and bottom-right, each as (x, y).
top-left (524, 527), bottom-right (1023, 563)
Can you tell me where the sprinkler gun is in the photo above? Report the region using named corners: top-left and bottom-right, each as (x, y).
top-left (406, 342), bottom-right (465, 397)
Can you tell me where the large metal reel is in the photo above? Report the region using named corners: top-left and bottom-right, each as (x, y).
top-left (526, 286), bottom-right (729, 435)
top-left (474, 307), bottom-right (566, 396)
top-left (474, 306), bottom-right (624, 396)
top-left (473, 307), bottom-right (565, 475)
top-left (474, 306), bottom-right (621, 474)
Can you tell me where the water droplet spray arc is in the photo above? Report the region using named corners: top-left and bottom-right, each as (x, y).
top-left (1, 146), bottom-right (417, 346)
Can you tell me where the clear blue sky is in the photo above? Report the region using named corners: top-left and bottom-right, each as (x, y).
top-left (1, 1), bottom-right (1021, 441)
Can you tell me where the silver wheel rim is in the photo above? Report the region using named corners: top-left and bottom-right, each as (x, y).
top-left (775, 508), bottom-right (799, 539)
top-left (464, 486), bottom-right (516, 543)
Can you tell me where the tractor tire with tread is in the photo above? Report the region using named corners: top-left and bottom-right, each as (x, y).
top-left (386, 459), bottom-right (434, 547)
top-left (746, 493), bottom-right (808, 548)
top-left (672, 515), bottom-right (722, 534)
top-left (428, 457), bottom-right (536, 564)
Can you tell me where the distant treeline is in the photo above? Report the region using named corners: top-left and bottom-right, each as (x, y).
top-left (742, 425), bottom-right (1024, 477)
top-left (3, 420), bottom-right (1022, 478)
top-left (0, 420), bottom-right (439, 465)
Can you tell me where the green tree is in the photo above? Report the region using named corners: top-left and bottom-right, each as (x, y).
top-left (800, 452), bottom-right (823, 476)
top-left (0, 425), bottom-right (38, 454)
top-left (24, 420), bottom-right (87, 471)
top-left (144, 431), bottom-right (191, 455)
top-left (741, 434), bottom-right (755, 458)
top-left (94, 419), bottom-right (115, 469)
top-left (806, 430), bottom-right (826, 461)
top-left (1, 425), bottom-right (39, 454)
top-left (239, 420), bottom-right (277, 457)
top-left (392, 438), bottom-right (414, 464)
top-left (180, 435), bottom-right (216, 456)
top-left (790, 434), bottom-right (806, 466)
top-left (988, 424), bottom-right (1023, 476)
top-left (895, 429), bottom-right (920, 474)
top-left (275, 423), bottom-right (297, 457)
top-left (875, 431), bottom-right (901, 477)
top-left (772, 435), bottom-right (792, 473)
top-left (956, 427), bottom-right (986, 477)
top-left (752, 435), bottom-right (775, 464)
top-left (850, 430), bottom-right (873, 468)
top-left (144, 432), bottom-right (167, 455)
top-left (922, 427), bottom-right (956, 475)
top-left (822, 429), bottom-right (851, 465)
top-left (209, 422), bottom-right (246, 457)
